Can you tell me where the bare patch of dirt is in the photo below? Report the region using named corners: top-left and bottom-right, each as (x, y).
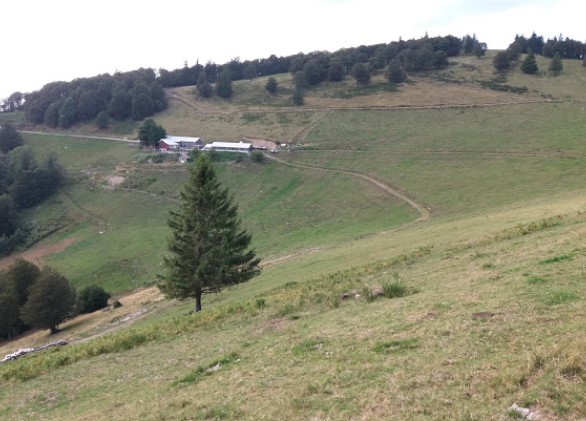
top-left (106, 175), bottom-right (125, 187)
top-left (0, 237), bottom-right (77, 272)
top-left (243, 136), bottom-right (278, 150)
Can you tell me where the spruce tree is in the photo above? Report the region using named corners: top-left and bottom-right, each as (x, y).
top-left (521, 53), bottom-right (538, 74)
top-left (549, 53), bottom-right (563, 76)
top-left (159, 155), bottom-right (260, 312)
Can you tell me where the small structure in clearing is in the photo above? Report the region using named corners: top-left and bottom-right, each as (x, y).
top-left (202, 141), bottom-right (253, 154)
top-left (159, 136), bottom-right (204, 151)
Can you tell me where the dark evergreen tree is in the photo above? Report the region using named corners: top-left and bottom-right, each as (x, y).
top-left (521, 53), bottom-right (539, 74)
top-left (77, 285), bottom-right (110, 314)
top-left (196, 73), bottom-right (213, 98)
top-left (138, 118), bottom-right (166, 147)
top-left (472, 43), bottom-right (487, 58)
top-left (159, 155), bottom-right (260, 312)
top-left (549, 53), bottom-right (563, 76)
top-left (385, 59), bottom-right (406, 83)
top-left (216, 69), bottom-right (233, 98)
top-left (528, 32), bottom-right (544, 55)
top-left (0, 123), bottom-right (23, 153)
top-left (265, 77), bottom-right (278, 94)
top-left (20, 266), bottom-right (76, 334)
top-left (351, 63), bottom-right (371, 85)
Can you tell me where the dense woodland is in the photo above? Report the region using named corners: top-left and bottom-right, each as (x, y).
top-left (0, 124), bottom-right (64, 256)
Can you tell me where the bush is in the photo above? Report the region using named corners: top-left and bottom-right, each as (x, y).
top-left (78, 285), bottom-right (110, 314)
top-left (382, 280), bottom-right (410, 298)
top-left (250, 150), bottom-right (264, 163)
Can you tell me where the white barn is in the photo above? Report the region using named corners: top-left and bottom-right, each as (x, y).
top-left (202, 141), bottom-right (253, 154)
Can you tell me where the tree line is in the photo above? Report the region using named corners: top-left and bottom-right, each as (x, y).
top-left (0, 124), bottom-right (64, 256)
top-left (2, 34), bottom-right (487, 121)
top-left (507, 32), bottom-right (585, 60)
top-left (0, 259), bottom-right (110, 339)
top-left (22, 68), bottom-right (168, 129)
top-left (491, 32), bottom-right (584, 75)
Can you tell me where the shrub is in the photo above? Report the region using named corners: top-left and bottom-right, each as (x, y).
top-left (382, 280), bottom-right (410, 298)
top-left (250, 150), bottom-right (264, 163)
top-left (78, 285), bottom-right (110, 314)
top-left (113, 299), bottom-right (122, 308)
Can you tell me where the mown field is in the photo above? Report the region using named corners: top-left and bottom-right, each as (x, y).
top-left (1, 52), bottom-right (585, 420)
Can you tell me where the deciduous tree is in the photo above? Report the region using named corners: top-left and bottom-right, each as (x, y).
top-left (351, 63), bottom-right (371, 85)
top-left (385, 59), bottom-right (406, 83)
top-left (492, 51), bottom-right (511, 71)
top-left (327, 61), bottom-right (345, 82)
top-left (265, 77), bottom-right (278, 94)
top-left (78, 285), bottom-right (110, 314)
top-left (20, 267), bottom-right (76, 334)
top-left (0, 123), bottom-right (23, 153)
top-left (138, 118), bottom-right (166, 147)
top-left (291, 89), bottom-right (305, 106)
top-left (159, 155), bottom-right (260, 312)
top-left (95, 111), bottom-right (109, 130)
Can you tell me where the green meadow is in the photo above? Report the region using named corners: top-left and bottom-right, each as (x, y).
top-left (1, 53), bottom-right (585, 420)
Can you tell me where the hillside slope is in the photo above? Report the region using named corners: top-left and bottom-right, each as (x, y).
top-left (1, 52), bottom-right (585, 420)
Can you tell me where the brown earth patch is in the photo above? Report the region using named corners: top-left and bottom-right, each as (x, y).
top-left (0, 237), bottom-right (77, 272)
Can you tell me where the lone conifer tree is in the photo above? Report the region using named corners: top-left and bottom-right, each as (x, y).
top-left (159, 155), bottom-right (260, 312)
top-left (521, 52), bottom-right (538, 74)
top-left (549, 53), bottom-right (563, 76)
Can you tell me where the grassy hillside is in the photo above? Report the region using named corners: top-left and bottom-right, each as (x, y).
top-left (1, 52), bottom-right (585, 420)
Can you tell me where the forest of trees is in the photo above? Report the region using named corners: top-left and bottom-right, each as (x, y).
top-left (0, 124), bottom-right (64, 256)
top-left (1, 34), bottom-right (485, 125)
top-left (0, 257), bottom-right (111, 339)
top-left (2, 32), bottom-right (584, 126)
top-left (507, 32), bottom-right (585, 60)
top-left (0, 260), bottom-right (92, 338)
top-left (21, 68), bottom-right (168, 128)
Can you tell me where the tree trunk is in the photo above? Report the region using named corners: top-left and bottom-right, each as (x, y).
top-left (195, 291), bottom-right (202, 312)
top-left (50, 325), bottom-right (58, 334)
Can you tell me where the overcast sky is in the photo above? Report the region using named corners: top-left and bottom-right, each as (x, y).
top-left (1, 0), bottom-right (583, 99)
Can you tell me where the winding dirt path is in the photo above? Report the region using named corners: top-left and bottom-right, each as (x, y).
top-left (260, 152), bottom-right (431, 268)
top-left (264, 153), bottom-right (430, 222)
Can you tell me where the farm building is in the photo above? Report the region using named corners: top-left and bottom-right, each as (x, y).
top-left (158, 136), bottom-right (204, 150)
top-left (202, 141), bottom-right (253, 154)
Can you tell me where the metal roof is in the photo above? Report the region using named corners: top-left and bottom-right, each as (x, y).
top-left (204, 142), bottom-right (252, 150)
